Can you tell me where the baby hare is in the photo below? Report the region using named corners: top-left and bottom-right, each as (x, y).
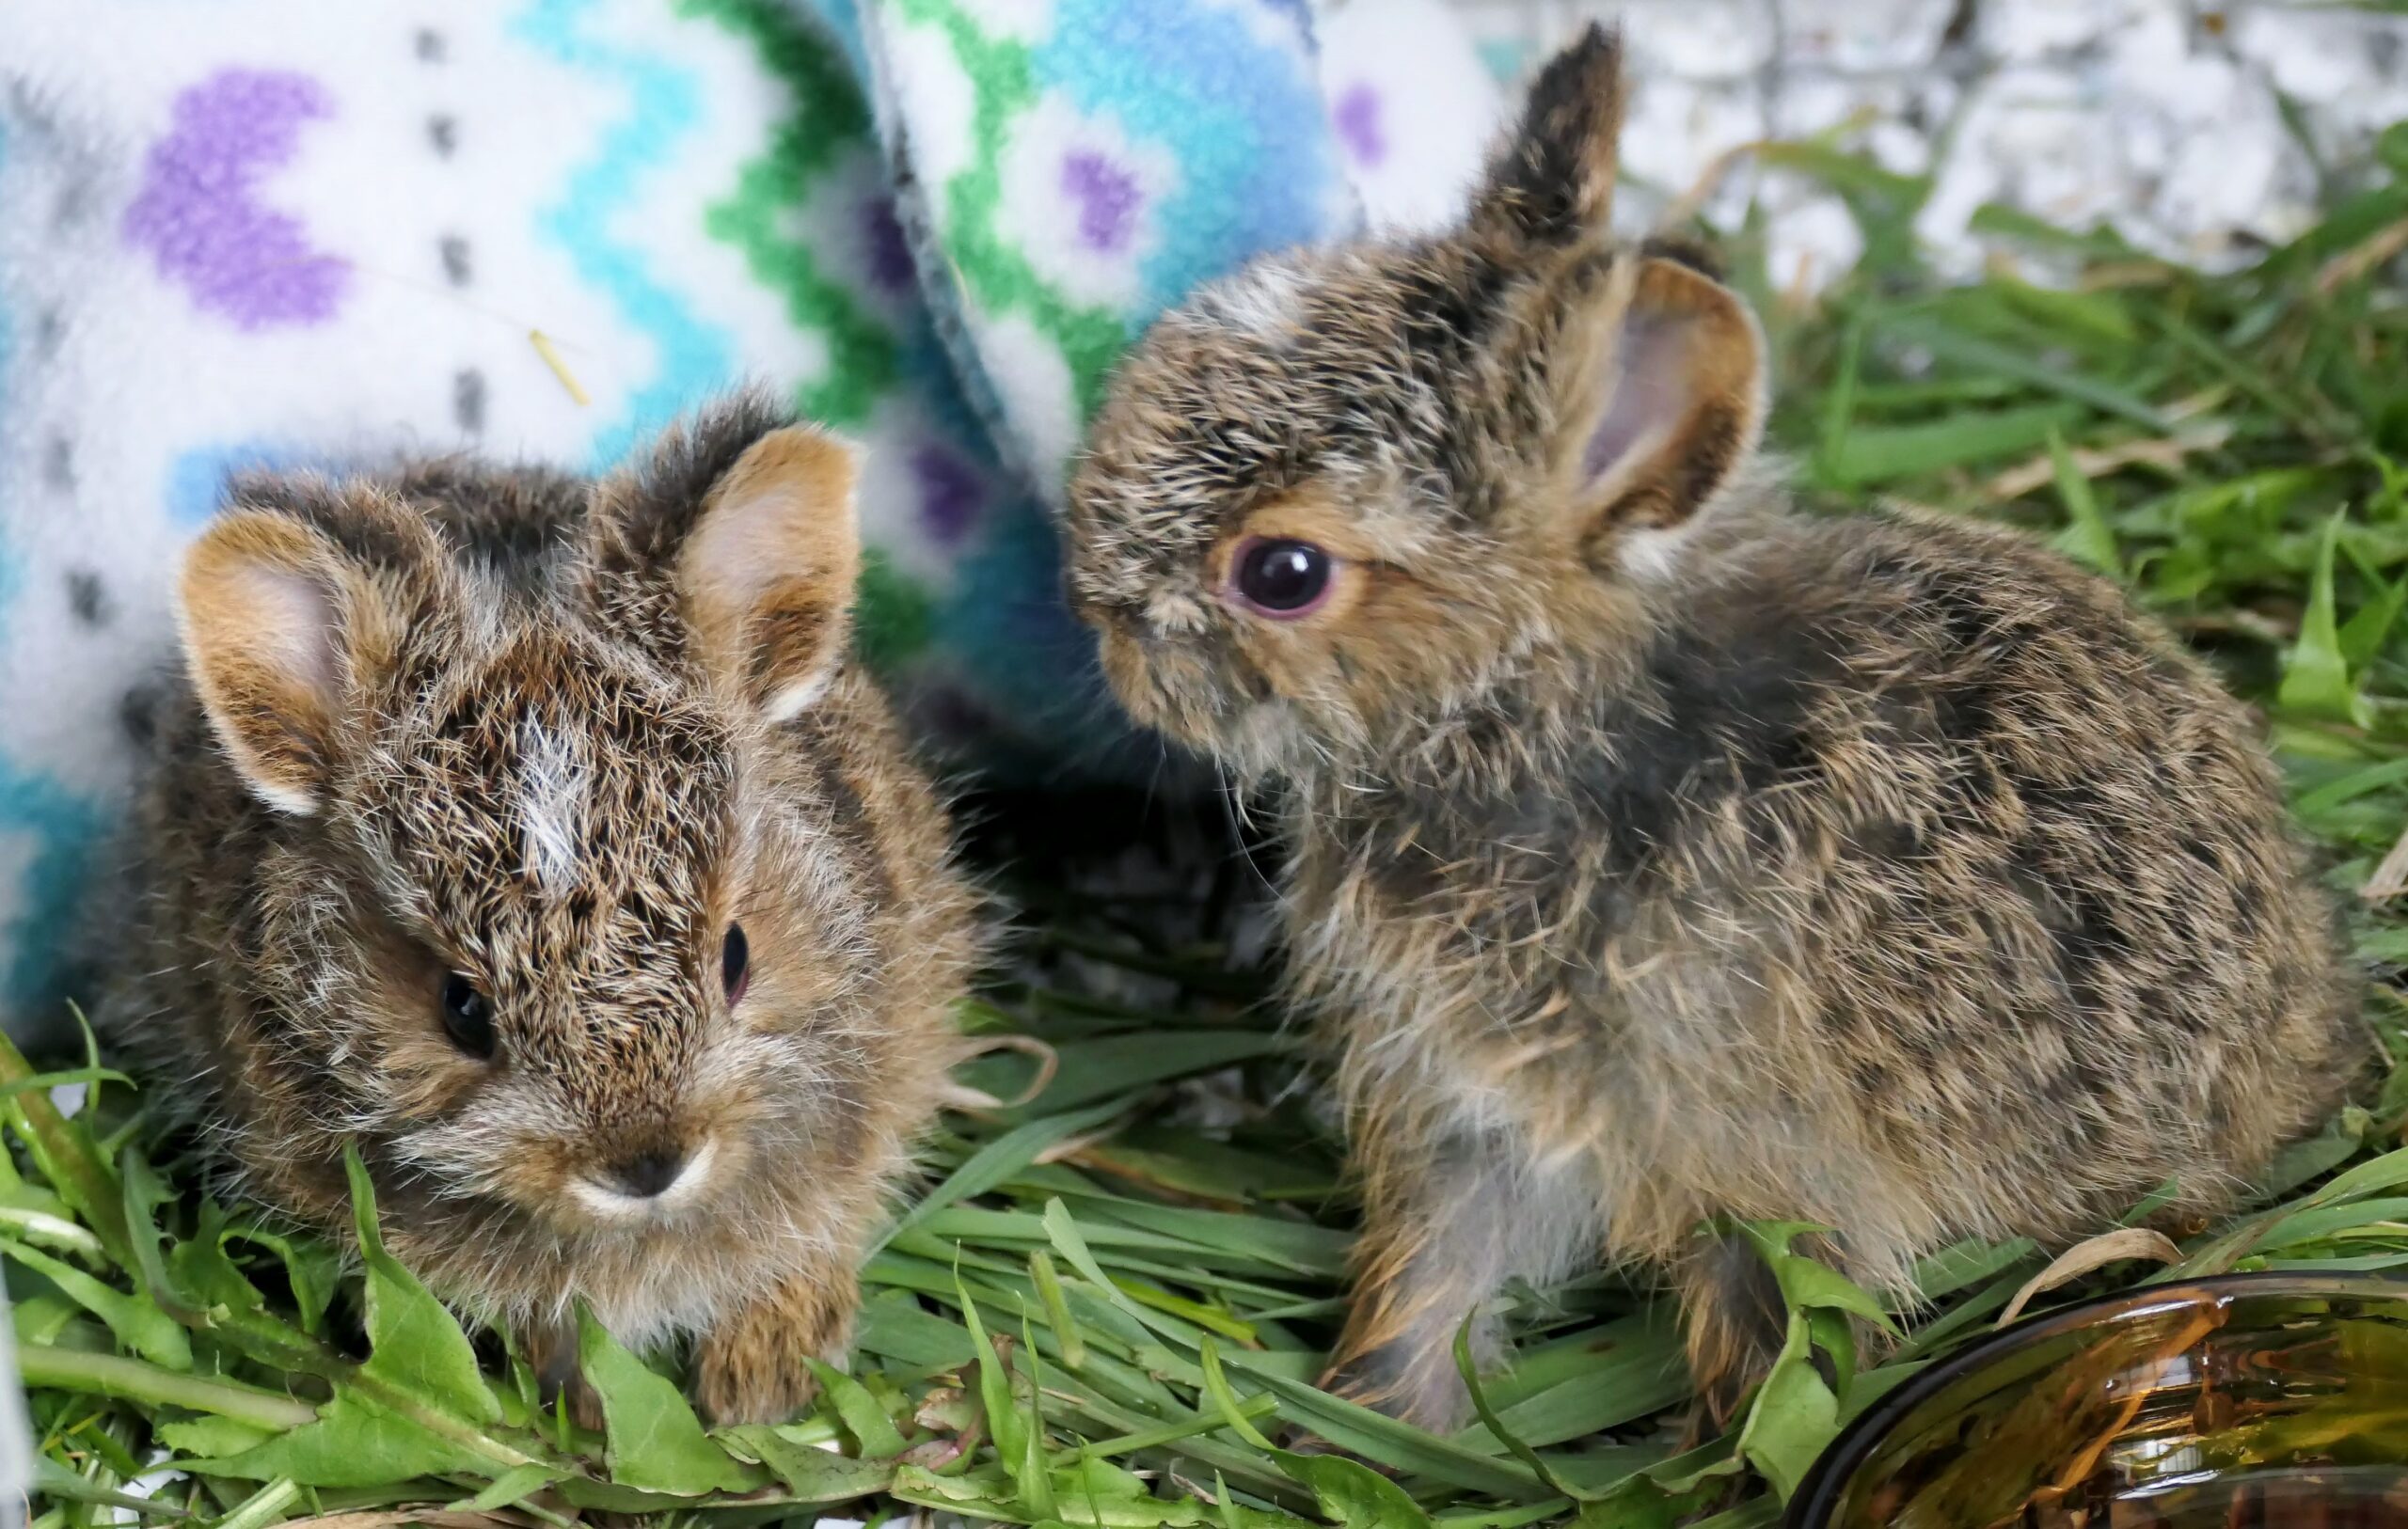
top-left (1063, 29), bottom-right (2360, 1429)
top-left (102, 394), bottom-right (978, 1425)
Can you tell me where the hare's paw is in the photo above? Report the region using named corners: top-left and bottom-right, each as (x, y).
top-left (1315, 1328), bottom-right (1486, 1436)
top-left (1675, 1233), bottom-right (1792, 1438)
top-left (692, 1271), bottom-right (854, 1427)
top-left (522, 1319), bottom-right (609, 1435)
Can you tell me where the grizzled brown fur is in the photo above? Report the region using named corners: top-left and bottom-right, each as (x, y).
top-left (102, 393), bottom-right (977, 1425)
top-left (1064, 29), bottom-right (2362, 1430)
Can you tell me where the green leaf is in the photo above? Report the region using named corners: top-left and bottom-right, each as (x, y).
top-left (1992, 276), bottom-right (2138, 346)
top-left (343, 1143), bottom-right (499, 1424)
top-left (1736, 1222), bottom-right (1899, 1336)
top-left (119, 1146), bottom-right (205, 1323)
top-left (1275, 1451), bottom-right (1436, 1529)
top-left (1814, 312), bottom-right (1868, 484)
top-left (576, 1303), bottom-right (752, 1494)
top-left (1734, 1315), bottom-right (1842, 1502)
top-left (2048, 431), bottom-right (2123, 578)
top-left (452, 1463), bottom-right (565, 1511)
top-left (1820, 403), bottom-right (2083, 486)
top-left (2292, 756), bottom-right (2408, 819)
top-left (2287, 1143), bottom-right (2408, 1209)
top-left (191, 1393), bottom-right (489, 1486)
top-left (214, 1478), bottom-right (306, 1529)
top-left (959, 1274), bottom-right (1027, 1470)
top-left (221, 1220), bottom-right (341, 1335)
top-left (1043, 1198), bottom-right (1152, 1329)
top-left (1196, 1336), bottom-right (1279, 1450)
top-left (17, 1343), bottom-right (316, 1428)
top-left (726, 1426), bottom-right (895, 1503)
top-left (0, 1064), bottom-right (134, 1101)
top-left (31, 1458), bottom-right (192, 1518)
top-left (1054, 1453), bottom-right (1151, 1508)
top-left (0, 1027), bottom-right (133, 1266)
top-left (1879, 314), bottom-right (2166, 429)
top-left (1080, 1129), bottom-right (1339, 1205)
top-left (1967, 200), bottom-right (2133, 257)
top-left (2259, 1195), bottom-right (2408, 1251)
top-left (1461, 1316), bottom-right (1690, 1448)
top-left (0, 1237), bottom-right (191, 1369)
top-left (1570, 1488), bottom-right (1687, 1529)
top-left (1031, 1249), bottom-right (1088, 1371)
top-left (1231, 1365), bottom-right (1547, 1496)
top-left (877, 1096), bottom-right (1128, 1253)
top-left (1197, 1337), bottom-right (1434, 1527)
top-left (1755, 140), bottom-right (1931, 277)
top-left (2340, 567), bottom-right (2408, 670)
top-left (1020, 1319), bottom-right (1059, 1520)
top-left (158, 1415), bottom-right (277, 1458)
top-left (961, 1032), bottom-right (1290, 1114)
top-left (856, 1286), bottom-right (980, 1370)
top-left (1911, 1237), bottom-right (2039, 1302)
top-left (2282, 512), bottom-right (2369, 725)
top-left (1772, 1258), bottom-right (1897, 1336)
top-left (1107, 1274), bottom-right (1257, 1343)
top-left (2379, 120), bottom-right (2408, 178)
top-left (808, 1357), bottom-right (909, 1458)
top-left (1061, 1198), bottom-right (1353, 1278)
top-left (1455, 1313), bottom-right (1587, 1500)
top-left (168, 1204), bottom-right (267, 1314)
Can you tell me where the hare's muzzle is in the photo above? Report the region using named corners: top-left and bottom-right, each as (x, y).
top-left (569, 1134), bottom-right (718, 1219)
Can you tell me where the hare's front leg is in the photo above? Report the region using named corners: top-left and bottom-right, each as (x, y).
top-left (524, 1317), bottom-right (606, 1434)
top-left (692, 1261), bottom-right (857, 1426)
top-left (1322, 1118), bottom-right (1599, 1431)
top-left (1671, 1230), bottom-right (1790, 1439)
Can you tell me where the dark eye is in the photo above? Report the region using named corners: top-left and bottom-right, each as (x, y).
top-left (721, 923), bottom-right (750, 1007)
top-left (438, 973), bottom-right (497, 1061)
top-left (1231, 538), bottom-right (1334, 617)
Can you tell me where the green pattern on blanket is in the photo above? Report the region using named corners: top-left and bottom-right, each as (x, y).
top-left (683, 0), bottom-right (900, 431)
top-left (893, 0), bottom-right (1130, 425)
top-left (686, 0), bottom-right (942, 673)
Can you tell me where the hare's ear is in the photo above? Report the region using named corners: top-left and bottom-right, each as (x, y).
top-left (179, 510), bottom-right (399, 814)
top-left (590, 401), bottom-right (861, 721)
top-left (1469, 24), bottom-right (1625, 247)
top-left (1552, 255), bottom-right (1766, 547)
top-left (680, 426), bottom-right (861, 719)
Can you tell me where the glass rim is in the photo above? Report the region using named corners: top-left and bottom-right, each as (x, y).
top-left (1782, 1269), bottom-right (2408, 1528)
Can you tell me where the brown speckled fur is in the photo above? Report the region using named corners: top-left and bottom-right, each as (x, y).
top-left (101, 393), bottom-right (977, 1425)
top-left (1063, 30), bottom-right (2363, 1430)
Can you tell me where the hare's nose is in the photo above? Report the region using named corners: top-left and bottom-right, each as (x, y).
top-left (609, 1151), bottom-right (687, 1199)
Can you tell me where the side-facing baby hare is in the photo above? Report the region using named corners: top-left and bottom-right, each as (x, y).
top-left (1063, 28), bottom-right (2362, 1430)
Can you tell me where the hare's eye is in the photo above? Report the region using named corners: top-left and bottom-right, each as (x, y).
top-left (438, 973), bottom-right (497, 1061)
top-left (721, 923), bottom-right (751, 1007)
top-left (1231, 538), bottom-right (1334, 618)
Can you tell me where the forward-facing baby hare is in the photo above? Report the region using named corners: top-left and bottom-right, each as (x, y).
top-left (1064, 29), bottom-right (2362, 1429)
top-left (102, 394), bottom-right (977, 1425)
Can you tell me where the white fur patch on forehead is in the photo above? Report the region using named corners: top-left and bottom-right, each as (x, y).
top-left (515, 721), bottom-right (590, 898)
top-left (1196, 258), bottom-right (1308, 339)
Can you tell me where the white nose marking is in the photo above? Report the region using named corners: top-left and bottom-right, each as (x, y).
top-left (570, 1136), bottom-right (718, 1220)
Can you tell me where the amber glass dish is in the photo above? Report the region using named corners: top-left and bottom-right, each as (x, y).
top-left (1785, 1273), bottom-right (2408, 1528)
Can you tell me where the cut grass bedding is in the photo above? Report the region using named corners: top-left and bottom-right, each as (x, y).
top-left (19, 122), bottom-right (2408, 1529)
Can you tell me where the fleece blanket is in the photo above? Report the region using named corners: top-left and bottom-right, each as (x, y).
top-left (0, 0), bottom-right (1502, 1040)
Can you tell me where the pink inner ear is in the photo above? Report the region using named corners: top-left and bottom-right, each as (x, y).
top-left (1580, 314), bottom-right (1687, 484)
top-left (231, 561), bottom-right (341, 703)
